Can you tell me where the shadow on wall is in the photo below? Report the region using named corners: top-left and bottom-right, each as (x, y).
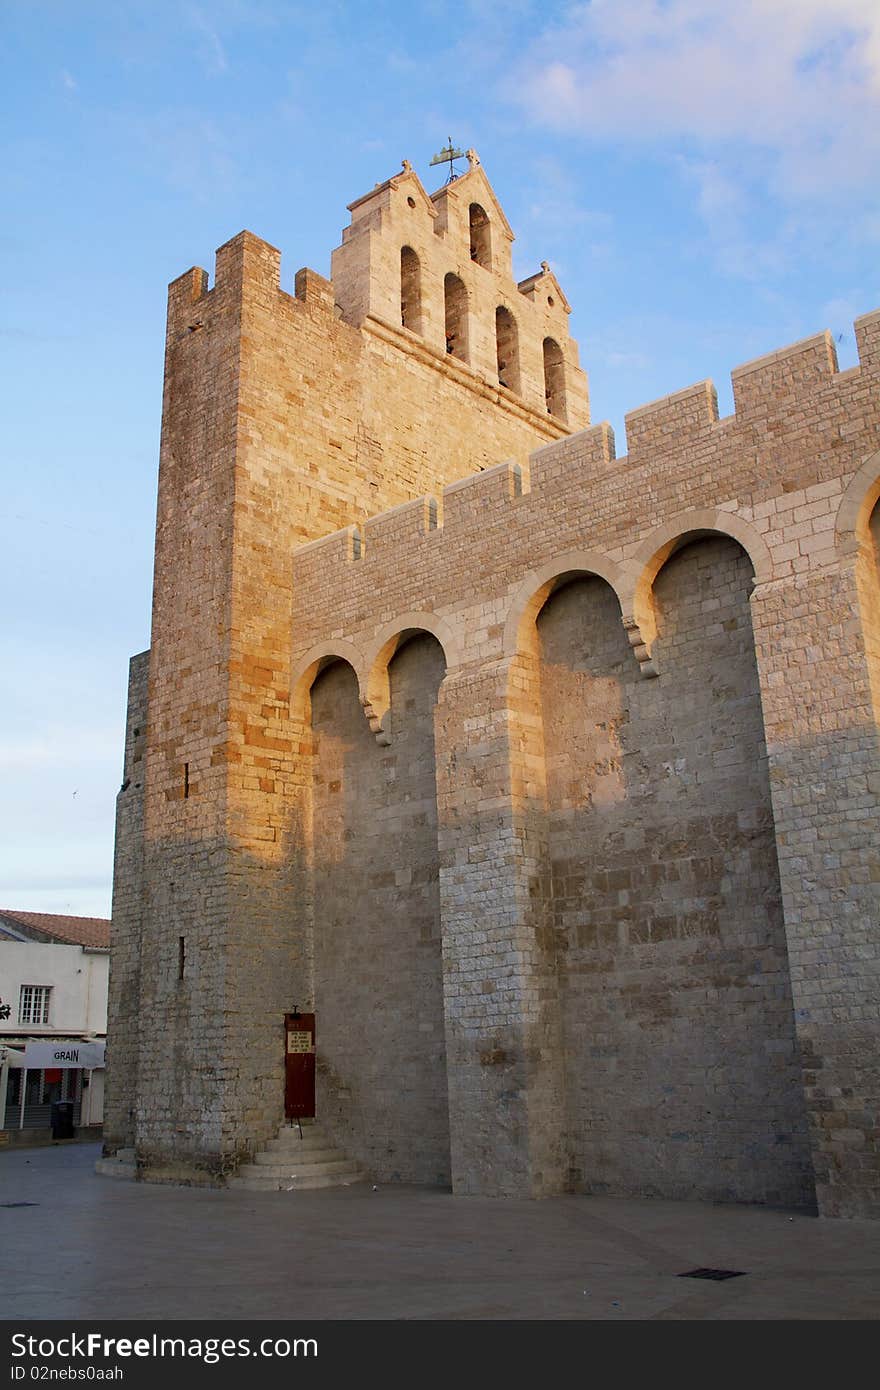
top-left (310, 634), bottom-right (451, 1187)
top-left (297, 527), bottom-right (879, 1209)
top-left (533, 537), bottom-right (815, 1208)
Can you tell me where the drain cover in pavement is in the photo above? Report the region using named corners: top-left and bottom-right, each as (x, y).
top-left (1, 1202), bottom-right (39, 1208)
top-left (678, 1268), bottom-right (745, 1281)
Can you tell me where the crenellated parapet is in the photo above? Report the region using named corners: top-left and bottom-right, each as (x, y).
top-left (292, 306), bottom-right (880, 715)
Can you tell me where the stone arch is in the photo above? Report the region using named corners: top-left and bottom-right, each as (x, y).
top-left (835, 449), bottom-right (880, 556)
top-left (309, 635), bottom-right (451, 1186)
top-left (625, 509), bottom-right (772, 663)
top-left (543, 338), bottom-right (566, 422)
top-left (290, 639), bottom-right (366, 722)
top-left (363, 612), bottom-right (460, 743)
top-left (503, 550), bottom-right (626, 663)
top-left (444, 272), bottom-right (469, 362)
top-left (400, 245), bottom-right (422, 334)
top-left (541, 526), bottom-right (813, 1207)
top-left (495, 305), bottom-right (520, 393)
top-left (469, 203), bottom-right (492, 268)
top-left (837, 452), bottom-right (880, 721)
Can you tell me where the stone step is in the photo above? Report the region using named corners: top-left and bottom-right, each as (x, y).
top-left (264, 1134), bottom-right (339, 1153)
top-left (230, 1169), bottom-right (365, 1193)
top-left (244, 1157), bottom-right (358, 1178)
top-left (254, 1146), bottom-right (340, 1166)
top-left (230, 1119), bottom-right (363, 1193)
top-left (266, 1132), bottom-right (335, 1149)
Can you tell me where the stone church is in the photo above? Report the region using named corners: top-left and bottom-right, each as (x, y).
top-left (104, 152), bottom-right (880, 1218)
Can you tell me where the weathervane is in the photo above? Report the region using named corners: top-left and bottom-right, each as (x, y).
top-left (430, 136), bottom-right (466, 184)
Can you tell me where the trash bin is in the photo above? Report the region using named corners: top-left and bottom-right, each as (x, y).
top-left (50, 1100), bottom-right (75, 1140)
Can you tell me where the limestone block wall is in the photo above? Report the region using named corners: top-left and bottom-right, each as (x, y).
top-left (539, 552), bottom-right (812, 1207)
top-left (107, 151), bottom-right (879, 1211)
top-left (291, 309), bottom-right (880, 1212)
top-left (311, 637), bottom-right (449, 1185)
top-left (103, 650), bottom-right (148, 1153)
top-left (109, 172), bottom-right (582, 1180)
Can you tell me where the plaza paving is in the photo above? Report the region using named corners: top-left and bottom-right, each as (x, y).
top-left (1, 1142), bottom-right (878, 1320)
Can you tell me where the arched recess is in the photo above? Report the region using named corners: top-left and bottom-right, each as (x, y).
top-left (503, 550), bottom-right (626, 665)
top-left (290, 638), bottom-right (366, 722)
top-left (865, 495), bottom-right (880, 720)
top-left (834, 449), bottom-right (880, 556)
top-left (543, 337), bottom-right (566, 421)
top-left (837, 453), bottom-right (880, 721)
top-left (444, 273), bottom-right (468, 362)
top-left (469, 203), bottom-right (492, 268)
top-left (540, 531), bottom-right (813, 1206)
top-left (496, 306), bottom-right (520, 393)
top-left (310, 632), bottom-right (450, 1186)
top-left (364, 612), bottom-right (460, 742)
top-left (400, 246), bottom-right (421, 334)
top-left (624, 509), bottom-right (773, 662)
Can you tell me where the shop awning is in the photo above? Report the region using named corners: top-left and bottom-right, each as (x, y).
top-left (22, 1040), bottom-right (106, 1070)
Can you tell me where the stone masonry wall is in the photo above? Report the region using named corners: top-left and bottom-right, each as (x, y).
top-left (311, 637), bottom-right (449, 1185)
top-left (109, 154), bottom-right (880, 1210)
top-left (103, 651), bottom-right (148, 1153)
top-left (212, 225), bottom-right (577, 1169)
top-left (115, 166), bottom-right (576, 1178)
top-left (539, 551), bottom-right (812, 1206)
top-left (290, 308), bottom-right (880, 1211)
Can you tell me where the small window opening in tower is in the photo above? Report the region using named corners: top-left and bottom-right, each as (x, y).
top-left (496, 306), bottom-right (520, 393)
top-left (183, 762), bottom-right (189, 798)
top-left (543, 337), bottom-right (567, 422)
top-left (178, 936), bottom-right (185, 980)
top-left (444, 273), bottom-right (468, 362)
top-left (400, 246), bottom-right (422, 334)
top-left (469, 203), bottom-right (492, 268)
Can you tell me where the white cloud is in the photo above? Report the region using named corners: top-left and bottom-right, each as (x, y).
top-left (512, 154), bottom-right (615, 277)
top-left (187, 6), bottom-right (229, 76)
top-left (675, 156), bottom-right (790, 278)
top-left (514, 0), bottom-right (880, 194)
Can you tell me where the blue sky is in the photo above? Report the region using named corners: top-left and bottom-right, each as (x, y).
top-left (2, 0), bottom-right (879, 918)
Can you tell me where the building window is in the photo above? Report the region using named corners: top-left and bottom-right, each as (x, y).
top-left (496, 306), bottom-right (520, 393)
top-left (543, 337), bottom-right (567, 421)
top-left (444, 273), bottom-right (469, 362)
top-left (400, 246), bottom-right (422, 333)
top-left (19, 985), bottom-right (51, 1025)
top-left (469, 204), bottom-right (491, 268)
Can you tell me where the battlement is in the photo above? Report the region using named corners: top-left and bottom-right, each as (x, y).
top-left (625, 380), bottom-right (719, 454)
top-left (291, 306), bottom-right (880, 600)
top-left (166, 232), bottom-right (334, 334)
top-left (731, 330), bottom-right (838, 416)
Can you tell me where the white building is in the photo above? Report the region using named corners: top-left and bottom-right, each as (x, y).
top-left (0, 910), bottom-right (109, 1140)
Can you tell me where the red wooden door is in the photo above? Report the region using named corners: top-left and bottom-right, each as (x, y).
top-left (284, 1012), bottom-right (316, 1119)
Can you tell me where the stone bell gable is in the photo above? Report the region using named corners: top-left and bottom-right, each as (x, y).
top-left (331, 153), bottom-right (588, 427)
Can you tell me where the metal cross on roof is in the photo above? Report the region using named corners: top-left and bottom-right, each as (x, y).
top-left (430, 137), bottom-right (466, 184)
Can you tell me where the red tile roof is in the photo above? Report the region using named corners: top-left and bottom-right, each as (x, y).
top-left (0, 910), bottom-right (110, 949)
